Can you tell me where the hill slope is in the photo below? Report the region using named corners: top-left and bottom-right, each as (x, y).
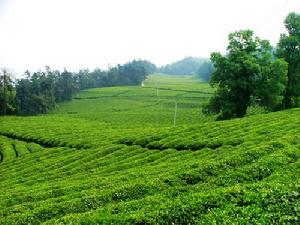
top-left (50, 74), bottom-right (213, 127)
top-left (0, 75), bottom-right (299, 224)
top-left (159, 57), bottom-right (208, 75)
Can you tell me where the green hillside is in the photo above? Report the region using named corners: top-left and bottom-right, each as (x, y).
top-left (50, 74), bottom-right (213, 127)
top-left (0, 75), bottom-right (299, 224)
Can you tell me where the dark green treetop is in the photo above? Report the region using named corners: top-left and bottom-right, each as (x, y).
top-left (205, 30), bottom-right (287, 120)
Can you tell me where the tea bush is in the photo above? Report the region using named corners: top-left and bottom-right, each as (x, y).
top-left (0, 75), bottom-right (299, 224)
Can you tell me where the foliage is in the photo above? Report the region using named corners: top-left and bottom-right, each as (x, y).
top-left (205, 30), bottom-right (288, 120)
top-left (276, 12), bottom-right (300, 108)
top-left (16, 68), bottom-right (78, 115)
top-left (0, 68), bottom-right (16, 115)
top-left (76, 60), bottom-right (156, 90)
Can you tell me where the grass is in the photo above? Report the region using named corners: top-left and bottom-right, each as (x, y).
top-left (0, 74), bottom-right (299, 224)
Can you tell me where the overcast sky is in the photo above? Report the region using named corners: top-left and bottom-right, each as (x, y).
top-left (0, 0), bottom-right (300, 75)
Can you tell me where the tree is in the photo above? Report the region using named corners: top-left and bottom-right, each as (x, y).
top-left (16, 71), bottom-right (49, 115)
top-left (15, 67), bottom-right (79, 115)
top-left (0, 68), bottom-right (16, 115)
top-left (55, 69), bottom-right (78, 102)
top-left (15, 73), bottom-right (32, 115)
top-left (204, 30), bottom-right (287, 120)
top-left (276, 12), bottom-right (300, 108)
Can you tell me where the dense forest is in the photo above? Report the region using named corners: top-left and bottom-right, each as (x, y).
top-left (0, 60), bottom-right (156, 115)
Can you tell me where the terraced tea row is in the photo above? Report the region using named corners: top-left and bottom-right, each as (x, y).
top-left (4, 109), bottom-right (299, 157)
top-left (118, 108), bottom-right (300, 151)
top-left (0, 75), bottom-right (299, 224)
top-left (1, 141), bottom-right (298, 224)
top-left (0, 109), bottom-right (299, 224)
top-left (0, 116), bottom-right (131, 149)
top-left (0, 135), bottom-right (45, 163)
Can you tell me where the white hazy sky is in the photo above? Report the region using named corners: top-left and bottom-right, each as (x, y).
top-left (0, 0), bottom-right (300, 75)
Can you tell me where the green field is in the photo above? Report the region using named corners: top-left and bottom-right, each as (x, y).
top-left (0, 74), bottom-right (299, 224)
top-left (50, 74), bottom-right (214, 127)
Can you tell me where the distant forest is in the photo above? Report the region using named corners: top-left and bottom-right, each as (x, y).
top-left (158, 57), bottom-right (214, 81)
top-left (0, 60), bottom-right (156, 116)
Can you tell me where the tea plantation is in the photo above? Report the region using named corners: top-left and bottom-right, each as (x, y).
top-left (0, 74), bottom-right (299, 224)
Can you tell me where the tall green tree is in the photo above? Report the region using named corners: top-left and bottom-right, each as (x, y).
top-left (204, 30), bottom-right (287, 120)
top-left (276, 12), bottom-right (300, 108)
top-left (15, 72), bottom-right (32, 115)
top-left (0, 68), bottom-right (16, 115)
top-left (55, 69), bottom-right (78, 102)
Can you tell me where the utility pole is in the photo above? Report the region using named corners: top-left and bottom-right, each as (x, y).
top-left (173, 101), bottom-right (178, 127)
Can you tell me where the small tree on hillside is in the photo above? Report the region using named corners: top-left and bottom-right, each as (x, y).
top-left (204, 30), bottom-right (288, 120)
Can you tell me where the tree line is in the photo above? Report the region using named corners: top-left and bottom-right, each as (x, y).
top-left (204, 12), bottom-right (300, 120)
top-left (0, 60), bottom-right (156, 115)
